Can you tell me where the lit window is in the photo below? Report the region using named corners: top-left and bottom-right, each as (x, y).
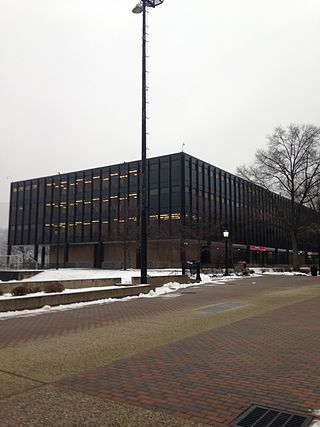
top-left (160, 214), bottom-right (170, 220)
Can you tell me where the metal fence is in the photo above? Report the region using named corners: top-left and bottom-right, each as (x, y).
top-left (0, 255), bottom-right (39, 270)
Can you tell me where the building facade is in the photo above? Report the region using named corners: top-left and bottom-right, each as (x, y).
top-left (7, 152), bottom-right (318, 268)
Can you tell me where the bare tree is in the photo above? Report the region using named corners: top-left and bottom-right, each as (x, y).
top-left (237, 124), bottom-right (320, 269)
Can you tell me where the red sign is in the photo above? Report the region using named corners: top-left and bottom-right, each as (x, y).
top-left (250, 245), bottom-right (267, 252)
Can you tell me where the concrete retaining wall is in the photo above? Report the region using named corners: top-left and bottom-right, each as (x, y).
top-left (0, 277), bottom-right (122, 294)
top-left (0, 284), bottom-right (156, 312)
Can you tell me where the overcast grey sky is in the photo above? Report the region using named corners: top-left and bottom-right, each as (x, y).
top-left (0, 0), bottom-right (319, 227)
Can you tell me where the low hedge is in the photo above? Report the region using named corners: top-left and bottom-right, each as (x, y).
top-left (11, 286), bottom-right (29, 297)
top-left (43, 282), bottom-right (65, 293)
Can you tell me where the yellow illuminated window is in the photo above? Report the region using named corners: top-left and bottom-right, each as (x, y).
top-left (171, 213), bottom-right (181, 220)
top-left (93, 176), bottom-right (100, 180)
top-left (160, 214), bottom-right (170, 220)
top-left (110, 172), bottom-right (118, 177)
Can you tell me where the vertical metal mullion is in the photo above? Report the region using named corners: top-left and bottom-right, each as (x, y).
top-left (169, 156), bottom-right (172, 237)
top-left (49, 178), bottom-right (54, 245)
top-left (65, 175), bottom-right (69, 245)
top-left (42, 178), bottom-right (47, 247)
top-left (27, 181), bottom-right (32, 245)
top-left (34, 180), bottom-right (40, 246)
top-left (98, 168), bottom-right (103, 243)
top-left (7, 184), bottom-right (14, 255)
top-left (90, 170), bottom-right (93, 242)
top-left (21, 182), bottom-right (26, 246)
top-left (180, 152), bottom-right (185, 241)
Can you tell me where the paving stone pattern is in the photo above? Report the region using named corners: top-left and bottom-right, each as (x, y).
top-left (0, 275), bottom-right (313, 349)
top-left (57, 297), bottom-right (320, 426)
top-left (0, 279), bottom-right (262, 349)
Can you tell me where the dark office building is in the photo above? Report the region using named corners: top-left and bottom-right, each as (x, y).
top-left (8, 152), bottom-right (318, 268)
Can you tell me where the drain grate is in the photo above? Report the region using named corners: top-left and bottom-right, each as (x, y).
top-left (232, 405), bottom-right (312, 427)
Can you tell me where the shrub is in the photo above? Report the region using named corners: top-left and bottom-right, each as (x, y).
top-left (11, 285), bottom-right (30, 297)
top-left (28, 286), bottom-right (41, 294)
top-left (44, 282), bottom-right (64, 293)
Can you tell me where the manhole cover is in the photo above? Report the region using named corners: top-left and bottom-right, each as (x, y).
top-left (232, 405), bottom-right (312, 427)
top-left (198, 302), bottom-right (243, 313)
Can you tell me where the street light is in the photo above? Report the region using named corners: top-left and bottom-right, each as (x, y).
top-left (132, 0), bottom-right (165, 284)
top-left (223, 230), bottom-right (229, 276)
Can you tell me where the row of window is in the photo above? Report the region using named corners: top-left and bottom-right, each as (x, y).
top-left (8, 153), bottom-right (318, 250)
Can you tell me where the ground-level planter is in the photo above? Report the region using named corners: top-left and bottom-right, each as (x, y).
top-left (0, 284), bottom-right (157, 312)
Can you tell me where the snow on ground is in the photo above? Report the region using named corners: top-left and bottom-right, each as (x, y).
top-left (311, 411), bottom-right (320, 427)
top-left (12, 268), bottom-right (183, 283)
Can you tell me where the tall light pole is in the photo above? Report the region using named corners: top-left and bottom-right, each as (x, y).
top-left (132, 0), bottom-right (164, 284)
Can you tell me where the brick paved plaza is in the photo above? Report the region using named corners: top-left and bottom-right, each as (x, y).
top-left (0, 275), bottom-right (320, 426)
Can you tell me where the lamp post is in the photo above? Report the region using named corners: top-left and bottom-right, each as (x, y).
top-left (132, 0), bottom-right (164, 284)
top-left (223, 230), bottom-right (229, 276)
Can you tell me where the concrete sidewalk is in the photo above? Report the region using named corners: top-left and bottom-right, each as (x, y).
top-left (0, 275), bottom-right (320, 426)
